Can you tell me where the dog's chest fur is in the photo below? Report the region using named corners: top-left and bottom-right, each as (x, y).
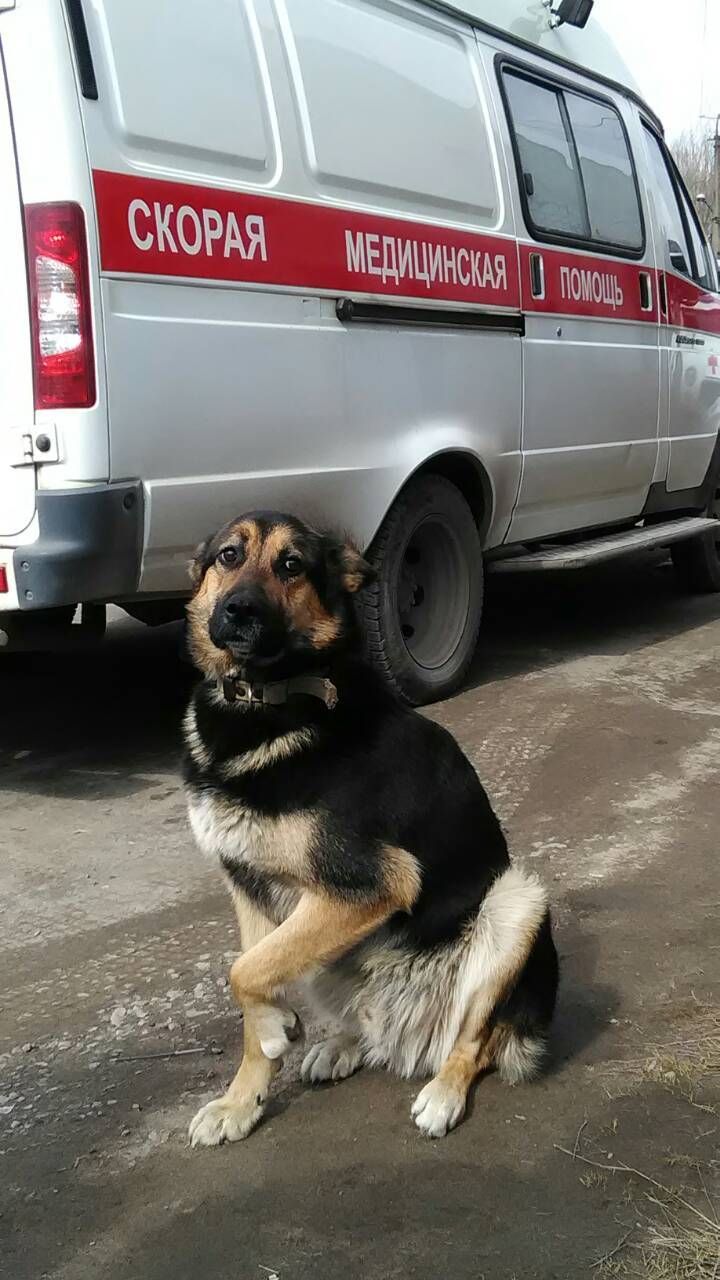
top-left (184, 701), bottom-right (316, 917)
top-left (187, 787), bottom-right (311, 871)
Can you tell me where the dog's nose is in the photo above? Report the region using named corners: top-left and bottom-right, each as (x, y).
top-left (223, 589), bottom-right (262, 625)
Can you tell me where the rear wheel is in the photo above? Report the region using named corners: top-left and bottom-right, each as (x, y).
top-left (671, 484), bottom-right (720, 592)
top-left (361, 474), bottom-right (483, 705)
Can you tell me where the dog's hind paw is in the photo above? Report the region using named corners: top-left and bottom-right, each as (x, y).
top-left (189, 1093), bottom-right (264, 1148)
top-left (255, 1005), bottom-right (303, 1060)
top-left (411, 1078), bottom-right (466, 1139)
top-left (301, 1035), bottom-right (363, 1084)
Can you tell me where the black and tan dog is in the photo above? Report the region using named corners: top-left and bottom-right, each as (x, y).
top-left (183, 511), bottom-right (559, 1146)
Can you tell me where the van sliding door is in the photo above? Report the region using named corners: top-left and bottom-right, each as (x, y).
top-left (500, 67), bottom-right (660, 543)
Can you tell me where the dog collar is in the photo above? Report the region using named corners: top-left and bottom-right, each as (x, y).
top-left (219, 674), bottom-right (338, 710)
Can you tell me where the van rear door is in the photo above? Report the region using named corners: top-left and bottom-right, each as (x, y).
top-left (0, 40), bottom-right (36, 539)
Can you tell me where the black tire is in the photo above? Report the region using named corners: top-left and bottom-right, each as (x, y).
top-left (361, 474), bottom-right (483, 705)
top-left (671, 482), bottom-right (720, 592)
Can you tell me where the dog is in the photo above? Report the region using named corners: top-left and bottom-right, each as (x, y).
top-left (183, 510), bottom-right (559, 1146)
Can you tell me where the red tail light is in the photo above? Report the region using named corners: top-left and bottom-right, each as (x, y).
top-left (25, 202), bottom-right (96, 409)
top-left (0, 566), bottom-right (8, 594)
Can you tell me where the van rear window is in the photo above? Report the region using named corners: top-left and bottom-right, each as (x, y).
top-left (503, 70), bottom-right (643, 256)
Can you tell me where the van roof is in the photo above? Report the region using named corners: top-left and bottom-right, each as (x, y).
top-left (429, 1), bottom-right (658, 126)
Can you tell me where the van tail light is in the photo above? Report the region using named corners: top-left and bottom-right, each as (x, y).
top-left (0, 566), bottom-right (8, 594)
top-left (24, 202), bottom-right (96, 409)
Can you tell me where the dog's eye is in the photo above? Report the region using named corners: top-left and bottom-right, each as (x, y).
top-left (283, 555), bottom-right (303, 576)
top-left (217, 546), bottom-right (239, 567)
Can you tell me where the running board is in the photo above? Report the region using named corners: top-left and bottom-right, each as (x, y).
top-left (489, 517), bottom-right (718, 573)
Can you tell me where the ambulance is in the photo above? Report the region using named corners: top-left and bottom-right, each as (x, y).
top-left (1, 0), bottom-right (718, 701)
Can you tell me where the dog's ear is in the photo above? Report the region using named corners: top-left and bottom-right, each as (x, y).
top-left (324, 536), bottom-right (376, 594)
top-left (188, 535), bottom-right (215, 589)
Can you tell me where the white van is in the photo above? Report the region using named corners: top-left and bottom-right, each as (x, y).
top-left (1, 0), bottom-right (719, 702)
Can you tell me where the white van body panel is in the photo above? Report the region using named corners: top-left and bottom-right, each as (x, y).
top-left (79, 0), bottom-right (523, 590)
top-left (106, 289), bottom-right (520, 591)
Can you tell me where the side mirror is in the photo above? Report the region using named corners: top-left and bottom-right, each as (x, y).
top-left (553, 0), bottom-right (594, 28)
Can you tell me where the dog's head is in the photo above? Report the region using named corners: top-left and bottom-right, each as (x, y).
top-left (187, 511), bottom-right (374, 681)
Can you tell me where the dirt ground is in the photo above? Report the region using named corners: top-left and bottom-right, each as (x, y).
top-left (1, 556), bottom-right (719, 1280)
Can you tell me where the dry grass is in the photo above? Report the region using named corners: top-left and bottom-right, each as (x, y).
top-left (556, 1132), bottom-right (720, 1279)
top-left (597, 1217), bottom-right (720, 1278)
top-left (563, 1003), bottom-right (720, 1276)
top-left (596, 998), bottom-right (720, 1112)
top-left (637, 1219), bottom-right (720, 1278)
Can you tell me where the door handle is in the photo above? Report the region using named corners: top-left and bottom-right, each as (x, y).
top-left (529, 252), bottom-right (544, 299)
top-left (639, 271), bottom-right (653, 311)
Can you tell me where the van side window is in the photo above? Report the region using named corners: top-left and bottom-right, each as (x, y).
top-left (503, 74), bottom-right (587, 238)
top-left (564, 93), bottom-right (643, 248)
top-left (676, 183), bottom-right (712, 290)
top-left (638, 124), bottom-right (707, 285)
top-left (502, 69), bottom-right (643, 255)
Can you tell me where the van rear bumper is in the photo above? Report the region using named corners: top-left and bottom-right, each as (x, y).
top-left (12, 482), bottom-right (143, 610)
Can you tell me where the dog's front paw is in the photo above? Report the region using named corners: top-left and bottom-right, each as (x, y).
top-left (254, 1005), bottom-right (303, 1060)
top-left (189, 1093), bottom-right (264, 1148)
top-left (301, 1034), bottom-right (363, 1084)
top-left (411, 1078), bottom-right (466, 1139)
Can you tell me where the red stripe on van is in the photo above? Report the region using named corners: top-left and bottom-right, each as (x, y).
top-left (665, 271), bottom-right (720, 336)
top-left (518, 244), bottom-right (720, 335)
top-left (92, 170), bottom-right (720, 337)
top-left (92, 169), bottom-right (520, 310)
top-left (519, 243), bottom-right (656, 324)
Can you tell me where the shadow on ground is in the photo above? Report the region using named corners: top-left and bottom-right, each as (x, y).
top-left (2, 554), bottom-right (719, 802)
top-left (473, 551), bottom-right (720, 687)
top-left (0, 617), bottom-right (194, 799)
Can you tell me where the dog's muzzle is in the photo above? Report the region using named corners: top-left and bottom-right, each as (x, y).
top-left (209, 587), bottom-right (284, 661)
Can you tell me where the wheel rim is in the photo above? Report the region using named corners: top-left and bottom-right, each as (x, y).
top-left (396, 514), bottom-right (471, 670)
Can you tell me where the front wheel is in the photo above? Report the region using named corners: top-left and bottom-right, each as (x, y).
top-left (671, 482), bottom-right (720, 592)
top-left (361, 474), bottom-right (483, 705)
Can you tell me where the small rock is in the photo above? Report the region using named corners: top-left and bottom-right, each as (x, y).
top-left (21, 1043), bottom-right (35, 1053)
top-left (110, 1007), bottom-right (126, 1028)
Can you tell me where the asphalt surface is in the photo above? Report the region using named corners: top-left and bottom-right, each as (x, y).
top-left (1, 557), bottom-right (719, 1280)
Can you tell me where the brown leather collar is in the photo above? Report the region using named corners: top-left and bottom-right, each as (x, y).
top-left (219, 674), bottom-right (338, 710)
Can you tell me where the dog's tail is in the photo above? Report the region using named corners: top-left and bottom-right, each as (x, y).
top-left (491, 907), bottom-right (559, 1084)
top-left (493, 1025), bottom-right (548, 1084)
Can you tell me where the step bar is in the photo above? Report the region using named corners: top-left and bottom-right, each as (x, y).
top-left (488, 517), bottom-right (718, 573)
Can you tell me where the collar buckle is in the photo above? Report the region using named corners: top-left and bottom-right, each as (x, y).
top-left (222, 677), bottom-right (263, 706)
top-left (220, 673), bottom-right (338, 710)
